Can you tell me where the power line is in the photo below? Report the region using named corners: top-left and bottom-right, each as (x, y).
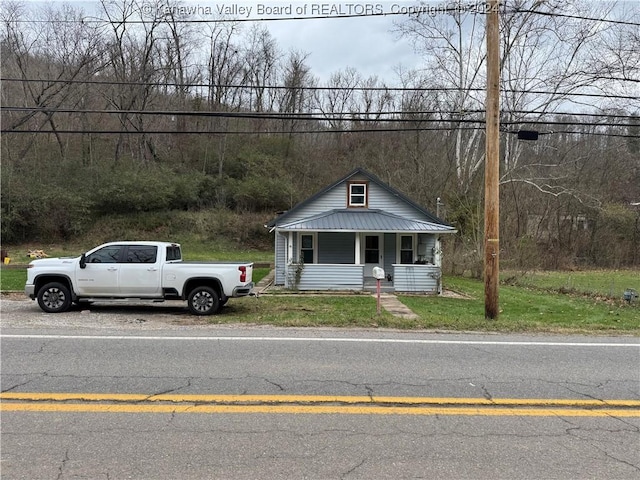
top-left (3, 106), bottom-right (637, 120)
top-left (2, 106), bottom-right (639, 128)
top-left (0, 127), bottom-right (480, 135)
top-left (3, 6), bottom-right (639, 27)
top-left (510, 8), bottom-right (640, 27)
top-left (2, 77), bottom-right (637, 100)
top-left (3, 128), bottom-right (638, 138)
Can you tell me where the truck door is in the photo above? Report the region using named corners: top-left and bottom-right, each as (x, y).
top-left (75, 245), bottom-right (123, 295)
top-left (118, 245), bottom-right (162, 296)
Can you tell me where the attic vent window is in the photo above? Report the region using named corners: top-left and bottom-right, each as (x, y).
top-left (348, 182), bottom-right (368, 207)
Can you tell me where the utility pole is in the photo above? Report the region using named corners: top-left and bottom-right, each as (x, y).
top-left (484, 0), bottom-right (500, 319)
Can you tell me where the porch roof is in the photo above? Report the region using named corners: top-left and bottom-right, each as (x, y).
top-left (276, 209), bottom-right (457, 233)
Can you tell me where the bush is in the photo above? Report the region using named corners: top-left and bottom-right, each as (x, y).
top-left (1, 184), bottom-right (92, 243)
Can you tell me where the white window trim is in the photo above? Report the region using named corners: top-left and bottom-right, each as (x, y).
top-left (348, 182), bottom-right (368, 207)
top-left (299, 232), bottom-right (317, 264)
top-left (397, 234), bottom-right (416, 264)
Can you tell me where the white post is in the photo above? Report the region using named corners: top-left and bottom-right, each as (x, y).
top-left (355, 233), bottom-right (361, 264)
top-left (287, 231), bottom-right (294, 263)
top-left (434, 238), bottom-right (441, 267)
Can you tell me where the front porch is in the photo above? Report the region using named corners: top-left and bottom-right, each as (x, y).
top-left (283, 262), bottom-right (442, 294)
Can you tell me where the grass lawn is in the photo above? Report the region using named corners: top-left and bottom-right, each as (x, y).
top-left (218, 294), bottom-right (396, 328)
top-left (501, 269), bottom-right (639, 298)
top-left (1, 268), bottom-right (26, 291)
top-left (3, 262), bottom-right (638, 334)
top-left (205, 276), bottom-right (638, 334)
top-left (397, 276), bottom-right (639, 334)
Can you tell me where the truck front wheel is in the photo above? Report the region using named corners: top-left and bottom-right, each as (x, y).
top-left (37, 282), bottom-right (72, 313)
top-left (187, 286), bottom-right (220, 315)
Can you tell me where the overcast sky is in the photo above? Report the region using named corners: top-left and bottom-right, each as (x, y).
top-left (256, 1), bottom-right (430, 84)
top-left (266, 10), bottom-right (423, 82)
top-left (22, 0), bottom-right (428, 82)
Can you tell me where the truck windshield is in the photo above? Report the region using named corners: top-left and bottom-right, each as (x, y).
top-left (166, 246), bottom-right (181, 261)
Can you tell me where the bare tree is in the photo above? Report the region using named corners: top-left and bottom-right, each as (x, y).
top-left (205, 21), bottom-right (244, 109)
top-left (394, 6), bottom-right (486, 193)
top-left (100, 0), bottom-right (164, 164)
top-left (242, 25), bottom-right (280, 113)
top-left (1, 1), bottom-right (104, 160)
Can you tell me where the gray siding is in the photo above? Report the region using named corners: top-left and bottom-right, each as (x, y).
top-left (286, 264), bottom-right (364, 290)
top-left (384, 233), bottom-right (396, 274)
top-left (417, 234), bottom-right (437, 263)
top-left (282, 175), bottom-right (433, 224)
top-left (318, 232), bottom-right (355, 263)
top-left (275, 232), bottom-right (287, 285)
top-left (393, 264), bottom-right (441, 293)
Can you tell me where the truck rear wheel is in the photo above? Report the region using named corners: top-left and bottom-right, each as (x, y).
top-left (187, 286), bottom-right (220, 315)
top-left (37, 282), bottom-right (72, 313)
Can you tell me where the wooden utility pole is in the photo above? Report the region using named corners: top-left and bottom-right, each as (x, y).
top-left (484, 0), bottom-right (500, 319)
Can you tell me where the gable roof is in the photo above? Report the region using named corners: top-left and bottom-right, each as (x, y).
top-left (267, 167), bottom-right (453, 229)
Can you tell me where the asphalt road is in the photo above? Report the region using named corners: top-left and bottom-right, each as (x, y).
top-left (1, 298), bottom-right (639, 479)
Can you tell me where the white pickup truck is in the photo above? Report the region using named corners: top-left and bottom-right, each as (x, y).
top-left (25, 241), bottom-right (254, 315)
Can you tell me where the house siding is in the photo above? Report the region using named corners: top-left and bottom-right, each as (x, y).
top-left (417, 234), bottom-right (436, 263)
top-left (384, 233), bottom-right (396, 274)
top-left (275, 232), bottom-right (286, 285)
top-left (286, 264), bottom-right (364, 290)
top-left (393, 264), bottom-right (440, 293)
top-left (318, 232), bottom-right (355, 263)
top-left (282, 176), bottom-right (434, 224)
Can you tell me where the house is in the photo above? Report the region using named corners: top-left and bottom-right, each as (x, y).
top-left (266, 168), bottom-right (457, 293)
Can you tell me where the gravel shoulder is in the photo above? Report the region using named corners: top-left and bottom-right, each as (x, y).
top-left (0, 294), bottom-right (217, 331)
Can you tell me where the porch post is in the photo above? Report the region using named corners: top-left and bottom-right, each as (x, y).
top-left (355, 232), bottom-right (361, 264)
top-left (287, 231), bottom-right (294, 263)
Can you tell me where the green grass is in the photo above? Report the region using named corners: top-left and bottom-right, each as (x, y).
top-left (396, 276), bottom-right (639, 333)
top-left (501, 269), bottom-right (639, 299)
top-left (252, 268), bottom-right (270, 284)
top-left (213, 295), bottom-right (396, 328)
top-left (0, 268), bottom-right (27, 291)
top-left (2, 261), bottom-right (638, 334)
top-left (198, 279), bottom-right (639, 333)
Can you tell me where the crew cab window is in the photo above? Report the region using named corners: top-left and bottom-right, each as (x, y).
top-left (85, 245), bottom-right (123, 264)
top-left (166, 246), bottom-right (181, 261)
top-left (125, 246), bottom-right (157, 263)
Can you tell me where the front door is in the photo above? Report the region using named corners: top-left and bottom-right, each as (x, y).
top-left (74, 244), bottom-right (123, 295)
top-left (363, 234), bottom-right (383, 277)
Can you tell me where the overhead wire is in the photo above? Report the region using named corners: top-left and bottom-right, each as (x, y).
top-left (1, 77), bottom-right (638, 99)
top-left (3, 5), bottom-right (639, 27)
top-left (1, 106), bottom-right (638, 126)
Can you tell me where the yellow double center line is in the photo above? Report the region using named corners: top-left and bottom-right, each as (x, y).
top-left (2, 393), bottom-right (640, 417)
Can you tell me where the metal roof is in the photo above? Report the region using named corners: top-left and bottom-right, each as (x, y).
top-left (277, 209), bottom-right (456, 233)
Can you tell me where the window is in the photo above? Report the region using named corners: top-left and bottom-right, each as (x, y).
top-left (365, 235), bottom-right (379, 263)
top-left (400, 235), bottom-right (414, 264)
top-left (166, 245), bottom-right (181, 261)
top-left (86, 245), bottom-right (123, 264)
top-left (125, 246), bottom-right (157, 263)
top-left (348, 182), bottom-right (368, 207)
top-left (301, 234), bottom-right (314, 263)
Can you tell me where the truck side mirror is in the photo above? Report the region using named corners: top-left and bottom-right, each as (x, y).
top-left (79, 253), bottom-right (86, 269)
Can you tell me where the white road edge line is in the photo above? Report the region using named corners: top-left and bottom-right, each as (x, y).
top-left (0, 334), bottom-right (639, 347)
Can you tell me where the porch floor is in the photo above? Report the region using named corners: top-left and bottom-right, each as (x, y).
top-left (363, 277), bottom-right (395, 293)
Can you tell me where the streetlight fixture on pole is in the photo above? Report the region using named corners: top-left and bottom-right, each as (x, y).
top-left (484, 0), bottom-right (500, 319)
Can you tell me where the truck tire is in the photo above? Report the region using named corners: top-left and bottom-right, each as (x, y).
top-left (187, 286), bottom-right (220, 315)
top-left (37, 282), bottom-right (72, 313)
